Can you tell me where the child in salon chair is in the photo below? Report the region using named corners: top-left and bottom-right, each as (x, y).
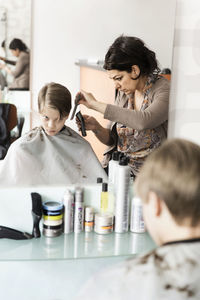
top-left (0, 82), bottom-right (107, 186)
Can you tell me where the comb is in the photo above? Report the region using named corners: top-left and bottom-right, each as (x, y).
top-left (70, 93), bottom-right (82, 120)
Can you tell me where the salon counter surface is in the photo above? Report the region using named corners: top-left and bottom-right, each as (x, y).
top-left (0, 231), bottom-right (155, 300)
top-left (0, 231), bottom-right (155, 261)
top-left (0, 185), bottom-right (155, 300)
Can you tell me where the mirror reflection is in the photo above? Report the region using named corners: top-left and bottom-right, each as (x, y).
top-left (0, 0), bottom-right (31, 152)
top-left (0, 0), bottom-right (31, 90)
top-left (0, 0), bottom-right (176, 188)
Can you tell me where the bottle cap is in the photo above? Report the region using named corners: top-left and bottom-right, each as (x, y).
top-left (63, 189), bottom-right (73, 198)
top-left (43, 201), bottom-right (63, 211)
top-left (119, 152), bottom-right (125, 160)
top-left (119, 156), bottom-right (129, 166)
top-left (102, 182), bottom-right (108, 192)
top-left (95, 212), bottom-right (113, 223)
top-left (97, 177), bottom-right (103, 183)
top-left (85, 206), bottom-right (94, 219)
top-left (75, 187), bottom-right (84, 202)
top-left (112, 151), bottom-right (120, 161)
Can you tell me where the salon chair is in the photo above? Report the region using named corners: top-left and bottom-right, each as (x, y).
top-left (160, 68), bottom-right (171, 81)
top-left (0, 103), bottom-right (24, 159)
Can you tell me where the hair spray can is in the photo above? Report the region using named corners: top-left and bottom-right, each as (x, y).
top-left (108, 152), bottom-right (120, 214)
top-left (74, 187), bottom-right (84, 233)
top-left (108, 151), bottom-right (120, 185)
top-left (63, 189), bottom-right (74, 234)
top-left (130, 197), bottom-right (145, 233)
top-left (114, 157), bottom-right (130, 233)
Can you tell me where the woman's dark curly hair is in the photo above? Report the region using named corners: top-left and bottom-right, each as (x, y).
top-left (9, 38), bottom-right (28, 52)
top-left (104, 35), bottom-right (160, 77)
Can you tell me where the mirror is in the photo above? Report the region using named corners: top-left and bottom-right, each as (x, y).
top-left (0, 0), bottom-right (32, 134)
top-left (0, 0), bottom-right (31, 88)
top-left (0, 0), bottom-right (176, 188)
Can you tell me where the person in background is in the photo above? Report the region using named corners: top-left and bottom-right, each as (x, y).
top-left (0, 82), bottom-right (107, 186)
top-left (76, 35), bottom-right (169, 177)
top-left (0, 40), bottom-right (16, 66)
top-left (0, 40), bottom-right (9, 89)
top-left (75, 138), bottom-right (200, 300)
top-left (0, 38), bottom-right (30, 89)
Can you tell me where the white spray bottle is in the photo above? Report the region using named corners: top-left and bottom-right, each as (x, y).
top-left (114, 156), bottom-right (130, 233)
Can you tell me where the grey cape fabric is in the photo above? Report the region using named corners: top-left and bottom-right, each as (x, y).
top-left (0, 126), bottom-right (107, 186)
top-left (76, 241), bottom-right (200, 300)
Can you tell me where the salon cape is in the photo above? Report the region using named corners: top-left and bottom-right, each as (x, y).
top-left (0, 126), bottom-right (107, 186)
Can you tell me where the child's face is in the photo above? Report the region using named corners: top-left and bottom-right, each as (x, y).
top-left (40, 106), bottom-right (68, 136)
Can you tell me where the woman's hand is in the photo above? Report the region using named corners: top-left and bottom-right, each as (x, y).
top-left (75, 90), bottom-right (107, 115)
top-left (76, 114), bottom-right (113, 146)
top-left (76, 90), bottom-right (97, 110)
top-left (76, 114), bottom-right (100, 132)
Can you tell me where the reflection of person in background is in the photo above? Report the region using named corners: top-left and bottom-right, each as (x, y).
top-left (76, 36), bottom-right (170, 177)
top-left (0, 38), bottom-right (30, 89)
top-left (76, 138), bottom-right (200, 300)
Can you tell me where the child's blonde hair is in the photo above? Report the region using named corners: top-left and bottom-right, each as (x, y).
top-left (135, 138), bottom-right (200, 226)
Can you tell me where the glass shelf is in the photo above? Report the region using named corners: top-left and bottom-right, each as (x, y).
top-left (0, 231), bottom-right (155, 262)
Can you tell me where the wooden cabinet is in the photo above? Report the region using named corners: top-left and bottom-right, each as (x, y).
top-left (79, 65), bottom-right (115, 162)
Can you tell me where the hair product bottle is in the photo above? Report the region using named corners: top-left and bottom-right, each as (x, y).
top-left (108, 152), bottom-right (120, 213)
top-left (100, 182), bottom-right (108, 213)
top-left (63, 189), bottom-right (74, 234)
top-left (130, 197), bottom-right (145, 233)
top-left (74, 187), bottom-right (84, 233)
top-left (114, 156), bottom-right (130, 233)
top-left (108, 151), bottom-right (120, 185)
top-left (84, 206), bottom-right (94, 232)
top-left (94, 213), bottom-right (114, 234)
top-left (42, 201), bottom-right (64, 237)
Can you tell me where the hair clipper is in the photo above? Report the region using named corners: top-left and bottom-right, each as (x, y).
top-left (76, 111), bottom-right (87, 137)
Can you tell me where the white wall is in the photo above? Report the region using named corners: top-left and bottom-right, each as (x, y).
top-left (0, 0), bottom-right (31, 55)
top-left (168, 0), bottom-right (200, 145)
top-left (31, 0), bottom-right (176, 113)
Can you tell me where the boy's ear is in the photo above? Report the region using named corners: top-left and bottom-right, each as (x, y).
top-left (148, 191), bottom-right (162, 217)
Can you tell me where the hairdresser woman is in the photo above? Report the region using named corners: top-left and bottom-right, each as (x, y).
top-left (0, 38), bottom-right (29, 89)
top-left (76, 36), bottom-right (170, 177)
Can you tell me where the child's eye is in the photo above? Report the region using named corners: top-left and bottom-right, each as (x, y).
top-left (43, 115), bottom-right (49, 120)
top-left (115, 77), bottom-right (122, 81)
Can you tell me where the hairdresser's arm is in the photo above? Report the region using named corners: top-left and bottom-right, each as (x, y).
top-left (78, 91), bottom-right (107, 114)
top-left (78, 79), bottom-right (169, 131)
top-left (76, 115), bottom-right (114, 146)
top-left (0, 56), bottom-right (16, 65)
top-left (105, 80), bottom-right (169, 130)
top-left (92, 123), bottom-right (114, 146)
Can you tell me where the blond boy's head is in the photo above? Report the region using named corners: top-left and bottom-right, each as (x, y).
top-left (135, 138), bottom-right (200, 228)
